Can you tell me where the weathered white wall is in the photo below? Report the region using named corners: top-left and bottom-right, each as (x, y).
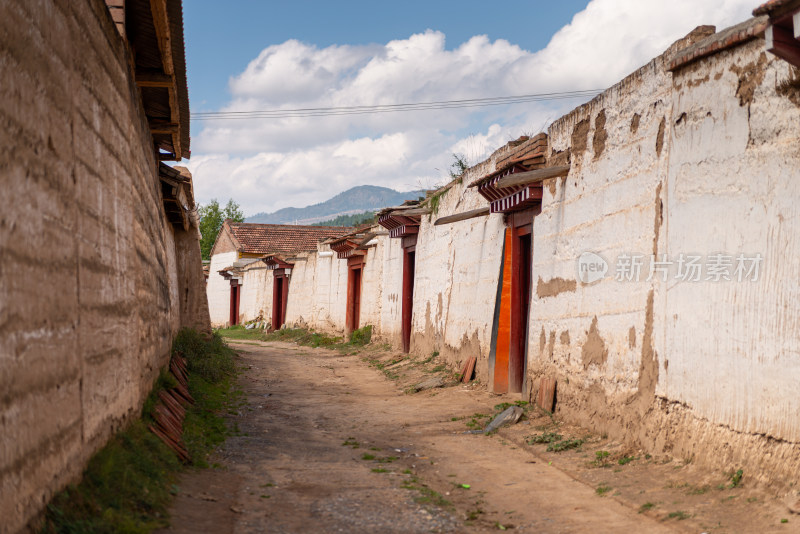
top-left (410, 180), bottom-right (507, 380)
top-left (207, 251), bottom-right (237, 326)
top-left (528, 33), bottom-right (800, 486)
top-left (661, 42), bottom-right (800, 444)
top-left (285, 249), bottom-right (348, 333)
top-left (239, 265), bottom-right (273, 324)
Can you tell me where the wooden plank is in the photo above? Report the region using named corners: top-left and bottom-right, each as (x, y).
top-left (495, 165), bottom-right (570, 189)
top-left (393, 207), bottom-right (431, 216)
top-left (150, 122), bottom-right (180, 134)
top-left (433, 207), bottom-right (490, 226)
top-left (136, 70), bottom-right (173, 87)
top-left (461, 357), bottom-right (477, 383)
top-left (536, 377), bottom-right (557, 412)
top-left (149, 0), bottom-right (173, 75)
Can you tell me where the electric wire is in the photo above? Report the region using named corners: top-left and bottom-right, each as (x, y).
top-left (190, 89), bottom-right (601, 120)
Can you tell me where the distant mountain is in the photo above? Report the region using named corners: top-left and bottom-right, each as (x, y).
top-left (246, 185), bottom-right (425, 225)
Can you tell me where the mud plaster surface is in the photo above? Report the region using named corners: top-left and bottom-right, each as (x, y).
top-left (730, 51), bottom-right (767, 107)
top-left (592, 109), bottom-right (607, 160)
top-left (580, 316), bottom-right (609, 370)
top-left (536, 276), bottom-right (577, 299)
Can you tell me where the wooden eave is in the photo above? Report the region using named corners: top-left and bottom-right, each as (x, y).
top-left (752, 0), bottom-right (800, 68)
top-left (328, 237), bottom-right (367, 259)
top-left (159, 163), bottom-right (189, 230)
top-left (378, 210), bottom-right (424, 238)
top-left (127, 0), bottom-right (190, 161)
top-left (262, 255), bottom-right (294, 270)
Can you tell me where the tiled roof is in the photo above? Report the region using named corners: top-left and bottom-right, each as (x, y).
top-left (753, 0), bottom-right (798, 16)
top-left (227, 222), bottom-right (355, 254)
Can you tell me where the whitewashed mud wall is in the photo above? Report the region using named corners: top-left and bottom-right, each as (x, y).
top-left (284, 241), bottom-right (388, 336)
top-left (207, 251), bottom-right (237, 326)
top-left (410, 180), bottom-right (507, 382)
top-left (239, 265), bottom-right (272, 324)
top-left (529, 34), bottom-right (800, 487)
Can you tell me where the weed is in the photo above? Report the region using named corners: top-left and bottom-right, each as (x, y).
top-left (528, 432), bottom-right (562, 445)
top-left (781, 518), bottom-right (789, 524)
top-left (371, 468), bottom-right (388, 473)
top-left (342, 438), bottom-right (360, 449)
top-left (686, 485), bottom-right (710, 495)
top-left (639, 502), bottom-right (656, 513)
top-left (376, 456), bottom-right (398, 463)
top-left (547, 438), bottom-right (584, 452)
top-left (667, 511), bottom-right (691, 520)
top-left (369, 447), bottom-right (381, 451)
top-left (260, 494), bottom-right (271, 499)
top-left (216, 324), bottom-right (266, 341)
top-left (618, 455), bottom-right (635, 466)
top-left (420, 351), bottom-right (439, 365)
top-left (729, 469), bottom-right (744, 488)
top-left (596, 485), bottom-right (612, 496)
top-left (402, 469), bottom-right (412, 475)
top-left (466, 507), bottom-right (484, 521)
top-left (361, 453), bottom-right (375, 461)
top-left (349, 325), bottom-right (373, 345)
top-left (593, 450), bottom-right (611, 467)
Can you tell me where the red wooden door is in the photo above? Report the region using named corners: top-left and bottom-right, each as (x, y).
top-left (401, 247), bottom-right (416, 353)
top-left (229, 281), bottom-right (240, 326)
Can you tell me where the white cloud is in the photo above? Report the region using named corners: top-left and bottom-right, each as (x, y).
top-left (188, 0), bottom-right (756, 216)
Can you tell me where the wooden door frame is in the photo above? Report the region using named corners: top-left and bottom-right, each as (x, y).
top-left (272, 271), bottom-right (290, 330)
top-left (401, 234), bottom-right (417, 353)
top-left (229, 279), bottom-right (240, 326)
top-left (346, 256), bottom-right (366, 334)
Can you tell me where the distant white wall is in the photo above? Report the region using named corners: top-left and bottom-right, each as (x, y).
top-left (207, 251), bottom-right (237, 327)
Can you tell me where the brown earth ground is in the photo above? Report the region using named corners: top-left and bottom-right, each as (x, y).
top-left (157, 340), bottom-right (796, 533)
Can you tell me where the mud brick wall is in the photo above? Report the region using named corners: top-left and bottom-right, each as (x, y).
top-left (530, 28), bottom-right (800, 487)
top-left (0, 1), bottom-right (207, 532)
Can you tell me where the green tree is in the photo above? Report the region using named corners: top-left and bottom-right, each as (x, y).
top-left (198, 198), bottom-right (245, 260)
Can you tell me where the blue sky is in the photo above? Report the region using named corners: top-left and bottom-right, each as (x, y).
top-left (182, 0), bottom-right (756, 217)
top-left (184, 1), bottom-right (590, 115)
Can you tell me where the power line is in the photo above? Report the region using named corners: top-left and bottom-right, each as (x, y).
top-left (191, 90), bottom-right (601, 120)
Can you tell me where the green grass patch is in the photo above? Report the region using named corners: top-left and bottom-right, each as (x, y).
top-left (41, 329), bottom-right (238, 533)
top-left (528, 432), bottom-right (562, 445)
top-left (546, 438), bottom-right (584, 452)
top-left (667, 510), bottom-right (691, 520)
top-left (639, 502), bottom-right (656, 513)
top-left (595, 485), bottom-right (612, 496)
top-left (216, 324), bottom-right (267, 341)
top-left (349, 325), bottom-right (372, 345)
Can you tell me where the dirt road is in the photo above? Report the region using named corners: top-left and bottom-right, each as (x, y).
top-left (158, 340), bottom-right (687, 533)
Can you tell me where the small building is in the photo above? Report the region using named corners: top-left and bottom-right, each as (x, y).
top-left (206, 221), bottom-right (355, 327)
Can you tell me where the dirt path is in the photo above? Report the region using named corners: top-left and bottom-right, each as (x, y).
top-left (159, 341), bottom-right (684, 533)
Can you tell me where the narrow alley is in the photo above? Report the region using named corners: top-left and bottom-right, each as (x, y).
top-left (161, 341), bottom-right (680, 533)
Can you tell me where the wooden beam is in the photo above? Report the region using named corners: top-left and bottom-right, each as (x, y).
top-left (393, 207), bottom-right (431, 216)
top-left (136, 70), bottom-right (173, 87)
top-left (149, 0), bottom-right (183, 159)
top-left (149, 0), bottom-right (173, 75)
top-left (433, 207), bottom-right (490, 226)
top-left (766, 24), bottom-right (800, 67)
top-left (150, 121), bottom-right (180, 134)
top-left (495, 165), bottom-right (570, 189)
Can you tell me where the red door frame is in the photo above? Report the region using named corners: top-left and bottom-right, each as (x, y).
top-left (401, 235), bottom-right (417, 353)
top-left (229, 279), bottom-right (241, 326)
top-left (492, 207), bottom-right (536, 394)
top-left (509, 216), bottom-right (532, 393)
top-left (346, 256), bottom-right (365, 333)
top-left (272, 271), bottom-right (290, 330)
